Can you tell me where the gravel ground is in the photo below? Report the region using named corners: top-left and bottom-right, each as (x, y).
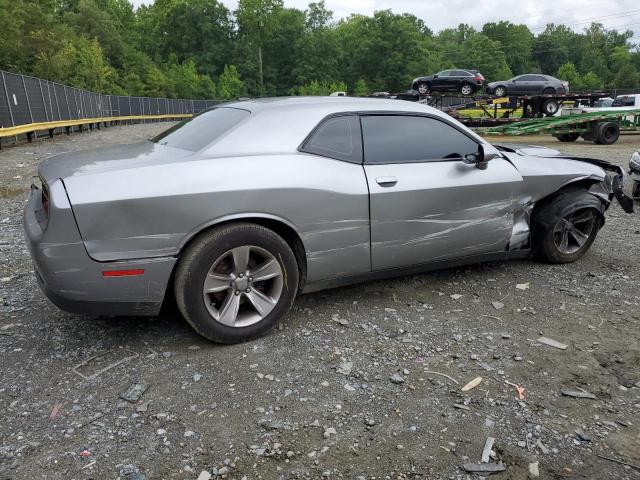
top-left (1, 125), bottom-right (639, 480)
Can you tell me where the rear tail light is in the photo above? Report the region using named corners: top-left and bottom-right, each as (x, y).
top-left (475, 74), bottom-right (485, 81)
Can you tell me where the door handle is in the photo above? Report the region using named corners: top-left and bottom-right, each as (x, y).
top-left (375, 176), bottom-right (398, 187)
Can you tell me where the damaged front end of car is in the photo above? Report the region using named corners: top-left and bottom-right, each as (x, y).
top-left (559, 155), bottom-right (634, 214)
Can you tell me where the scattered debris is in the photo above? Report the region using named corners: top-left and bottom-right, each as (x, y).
top-left (453, 404), bottom-right (470, 411)
top-left (461, 376), bottom-right (483, 392)
top-left (49, 403), bottom-right (63, 420)
top-left (390, 373), bottom-right (405, 384)
top-left (537, 336), bottom-right (568, 350)
top-left (79, 449), bottom-right (90, 458)
top-left (196, 471), bottom-right (212, 480)
top-left (575, 430), bottom-right (592, 442)
top-left (516, 283), bottom-right (530, 290)
top-left (424, 371), bottom-right (459, 385)
top-left (561, 388), bottom-right (596, 399)
top-left (595, 453), bottom-right (640, 471)
top-left (528, 461), bottom-right (540, 478)
top-left (491, 301), bottom-right (505, 310)
top-left (120, 383), bottom-right (148, 403)
top-left (505, 381), bottom-right (525, 400)
top-left (481, 437), bottom-right (495, 463)
top-left (462, 463), bottom-right (506, 475)
top-left (72, 349), bottom-right (139, 380)
top-left (336, 360), bottom-right (353, 376)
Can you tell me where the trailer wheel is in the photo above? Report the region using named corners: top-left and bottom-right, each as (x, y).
top-left (555, 133), bottom-right (579, 142)
top-left (594, 122), bottom-right (620, 145)
top-left (542, 99), bottom-right (560, 116)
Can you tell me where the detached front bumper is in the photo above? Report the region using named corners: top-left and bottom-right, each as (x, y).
top-left (23, 180), bottom-right (176, 316)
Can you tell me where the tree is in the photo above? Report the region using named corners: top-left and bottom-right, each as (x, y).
top-left (612, 64), bottom-right (639, 88)
top-left (353, 78), bottom-right (368, 96)
top-left (218, 64), bottom-right (244, 100)
top-left (235, 0), bottom-right (284, 94)
top-left (557, 62), bottom-right (581, 91)
top-left (581, 71), bottom-right (603, 91)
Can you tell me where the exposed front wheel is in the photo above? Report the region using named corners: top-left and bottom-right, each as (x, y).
top-left (532, 190), bottom-right (603, 264)
top-left (174, 223), bottom-right (299, 343)
top-left (460, 83), bottom-right (474, 95)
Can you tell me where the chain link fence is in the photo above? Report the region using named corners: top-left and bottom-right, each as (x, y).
top-left (0, 69), bottom-right (220, 130)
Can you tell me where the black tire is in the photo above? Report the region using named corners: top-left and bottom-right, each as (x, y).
top-left (417, 82), bottom-right (430, 95)
top-left (532, 189), bottom-right (604, 264)
top-left (543, 87), bottom-right (555, 94)
top-left (460, 83), bottom-right (474, 95)
top-left (494, 86), bottom-right (507, 97)
top-left (594, 122), bottom-right (620, 145)
top-left (174, 223), bottom-right (299, 343)
top-left (555, 132), bottom-right (580, 142)
top-left (542, 99), bottom-right (560, 116)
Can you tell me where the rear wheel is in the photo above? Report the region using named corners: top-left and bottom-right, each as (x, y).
top-left (174, 223), bottom-right (299, 343)
top-left (532, 190), bottom-right (603, 264)
top-left (543, 87), bottom-right (555, 94)
top-left (594, 121), bottom-right (620, 145)
top-left (460, 83), bottom-right (474, 95)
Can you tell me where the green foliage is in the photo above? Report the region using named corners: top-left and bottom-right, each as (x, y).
top-left (218, 65), bottom-right (244, 100)
top-left (0, 1), bottom-right (637, 99)
top-left (353, 79), bottom-right (368, 96)
top-left (296, 80), bottom-right (347, 95)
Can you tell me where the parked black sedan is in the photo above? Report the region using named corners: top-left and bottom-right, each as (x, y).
top-left (412, 69), bottom-right (485, 96)
top-left (486, 74), bottom-right (569, 97)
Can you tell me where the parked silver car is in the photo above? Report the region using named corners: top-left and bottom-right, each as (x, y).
top-left (24, 97), bottom-right (633, 343)
top-left (487, 74), bottom-right (569, 97)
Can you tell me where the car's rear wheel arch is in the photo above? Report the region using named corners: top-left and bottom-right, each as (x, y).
top-left (177, 217), bottom-right (307, 292)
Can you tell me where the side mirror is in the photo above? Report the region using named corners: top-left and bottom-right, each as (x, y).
top-left (433, 74), bottom-right (439, 78)
top-left (463, 144), bottom-right (499, 170)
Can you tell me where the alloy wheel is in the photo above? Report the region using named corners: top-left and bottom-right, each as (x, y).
top-left (552, 209), bottom-right (596, 255)
top-left (461, 84), bottom-right (473, 95)
top-left (202, 245), bottom-right (283, 328)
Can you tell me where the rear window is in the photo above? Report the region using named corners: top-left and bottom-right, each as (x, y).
top-left (152, 107), bottom-right (250, 151)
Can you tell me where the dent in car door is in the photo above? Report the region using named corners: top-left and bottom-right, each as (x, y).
top-left (361, 115), bottom-right (524, 271)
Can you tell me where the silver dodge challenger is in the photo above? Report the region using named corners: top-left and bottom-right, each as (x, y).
top-left (24, 97), bottom-right (633, 343)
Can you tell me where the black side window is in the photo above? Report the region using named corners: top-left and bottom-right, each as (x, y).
top-left (361, 115), bottom-right (478, 164)
top-left (533, 75), bottom-right (547, 81)
top-left (520, 75), bottom-right (536, 81)
top-left (301, 115), bottom-right (362, 163)
top-left (438, 71), bottom-right (450, 77)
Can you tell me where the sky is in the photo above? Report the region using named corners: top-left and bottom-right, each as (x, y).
top-left (130, 0), bottom-right (640, 42)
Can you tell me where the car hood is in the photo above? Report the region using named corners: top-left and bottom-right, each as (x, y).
top-left (38, 141), bottom-right (192, 183)
top-left (495, 143), bottom-right (564, 158)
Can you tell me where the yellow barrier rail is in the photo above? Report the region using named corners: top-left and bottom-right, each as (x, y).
top-left (0, 114), bottom-right (193, 139)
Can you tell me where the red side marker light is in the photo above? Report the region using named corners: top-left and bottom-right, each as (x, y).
top-left (102, 269), bottom-right (145, 277)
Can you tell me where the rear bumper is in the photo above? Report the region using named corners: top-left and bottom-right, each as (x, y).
top-left (23, 181), bottom-right (176, 317)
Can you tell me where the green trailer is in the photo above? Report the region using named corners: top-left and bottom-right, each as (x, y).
top-left (483, 109), bottom-right (640, 145)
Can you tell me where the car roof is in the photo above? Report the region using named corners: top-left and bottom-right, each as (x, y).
top-left (201, 96), bottom-right (484, 157)
top-left (222, 96), bottom-right (435, 114)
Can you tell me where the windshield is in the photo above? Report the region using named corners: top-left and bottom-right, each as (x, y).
top-left (152, 107), bottom-right (250, 151)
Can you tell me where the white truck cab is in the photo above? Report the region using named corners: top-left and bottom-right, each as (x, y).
top-left (562, 94), bottom-right (640, 115)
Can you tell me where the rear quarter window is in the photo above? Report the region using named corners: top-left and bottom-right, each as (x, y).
top-left (152, 107), bottom-right (250, 151)
top-left (300, 115), bottom-right (363, 164)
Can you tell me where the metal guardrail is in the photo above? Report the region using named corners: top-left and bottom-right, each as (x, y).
top-left (0, 69), bottom-right (220, 132)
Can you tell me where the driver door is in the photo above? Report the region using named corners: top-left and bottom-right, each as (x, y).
top-left (361, 114), bottom-right (524, 271)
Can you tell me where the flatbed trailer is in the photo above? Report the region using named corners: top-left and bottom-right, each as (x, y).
top-left (483, 109), bottom-right (640, 145)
